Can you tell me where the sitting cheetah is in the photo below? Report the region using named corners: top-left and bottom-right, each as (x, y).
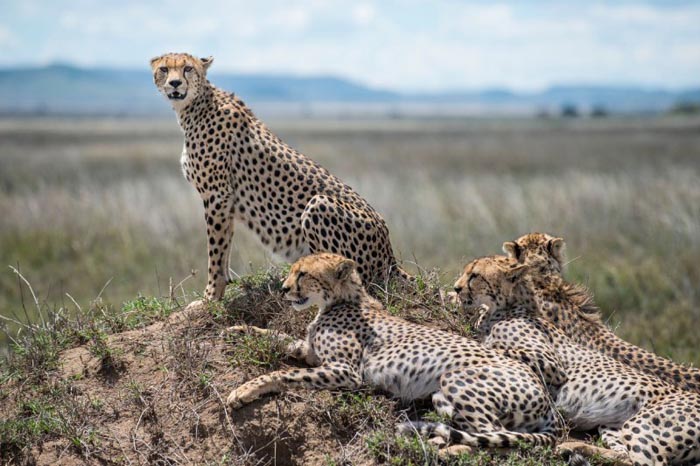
top-left (226, 253), bottom-right (561, 448)
top-left (150, 53), bottom-right (408, 300)
top-left (454, 255), bottom-right (700, 466)
top-left (503, 232), bottom-right (700, 393)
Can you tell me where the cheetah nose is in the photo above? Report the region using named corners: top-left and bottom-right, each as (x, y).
top-left (281, 285), bottom-right (291, 294)
top-left (169, 79), bottom-right (182, 88)
top-left (453, 286), bottom-right (463, 294)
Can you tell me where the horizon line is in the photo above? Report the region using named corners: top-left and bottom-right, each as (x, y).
top-left (1, 61), bottom-right (699, 95)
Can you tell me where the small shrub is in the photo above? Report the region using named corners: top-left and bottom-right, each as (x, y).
top-left (226, 331), bottom-right (290, 370)
top-left (366, 429), bottom-right (440, 465)
top-left (116, 296), bottom-right (176, 330)
top-left (317, 391), bottom-right (397, 437)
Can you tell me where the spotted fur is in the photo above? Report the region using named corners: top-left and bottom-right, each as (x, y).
top-left (150, 53), bottom-right (408, 300)
top-left (503, 232), bottom-right (566, 276)
top-left (226, 253), bottom-right (561, 449)
top-left (456, 256), bottom-right (700, 466)
top-left (505, 232), bottom-right (700, 393)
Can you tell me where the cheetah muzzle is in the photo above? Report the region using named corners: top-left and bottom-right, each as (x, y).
top-left (167, 90), bottom-right (186, 100)
top-left (288, 296), bottom-right (309, 307)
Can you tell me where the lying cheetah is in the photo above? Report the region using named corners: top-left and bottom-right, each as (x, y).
top-left (150, 53), bottom-right (408, 300)
top-left (455, 256), bottom-right (700, 466)
top-left (226, 253), bottom-right (561, 448)
top-left (503, 232), bottom-right (700, 393)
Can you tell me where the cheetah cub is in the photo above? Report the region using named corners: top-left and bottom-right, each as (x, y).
top-left (455, 255), bottom-right (700, 466)
top-left (150, 53), bottom-right (408, 300)
top-left (226, 252), bottom-right (561, 449)
top-left (504, 232), bottom-right (700, 394)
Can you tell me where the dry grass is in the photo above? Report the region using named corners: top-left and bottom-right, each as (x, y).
top-left (1, 115), bottom-right (699, 363)
top-left (2, 115), bottom-right (698, 464)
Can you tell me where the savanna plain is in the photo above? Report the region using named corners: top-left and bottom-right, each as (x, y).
top-left (1, 115), bottom-right (699, 465)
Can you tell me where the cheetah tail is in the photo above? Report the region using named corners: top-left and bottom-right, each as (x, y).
top-left (397, 421), bottom-right (557, 448)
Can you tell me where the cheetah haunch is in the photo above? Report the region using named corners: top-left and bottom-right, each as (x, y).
top-left (503, 232), bottom-right (700, 394)
top-left (226, 253), bottom-right (561, 449)
top-left (150, 53), bottom-right (408, 300)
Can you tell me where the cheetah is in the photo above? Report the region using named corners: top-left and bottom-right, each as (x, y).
top-left (502, 232), bottom-right (566, 276)
top-left (150, 53), bottom-right (408, 300)
top-left (225, 252), bottom-right (561, 449)
top-left (503, 232), bottom-right (700, 393)
top-left (454, 255), bottom-right (700, 466)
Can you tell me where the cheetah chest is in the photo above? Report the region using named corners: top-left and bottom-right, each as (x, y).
top-left (179, 139), bottom-right (310, 260)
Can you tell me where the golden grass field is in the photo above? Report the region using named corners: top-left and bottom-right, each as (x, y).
top-left (1, 115), bottom-right (700, 363)
top-left (1, 115), bottom-right (700, 465)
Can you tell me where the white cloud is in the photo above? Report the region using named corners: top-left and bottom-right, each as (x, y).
top-left (590, 4), bottom-right (697, 26)
top-left (1, 0), bottom-right (699, 90)
top-left (0, 24), bottom-right (18, 51)
top-left (351, 3), bottom-right (376, 26)
top-left (0, 25), bottom-right (13, 43)
top-left (670, 44), bottom-right (700, 64)
top-left (270, 6), bottom-right (311, 32)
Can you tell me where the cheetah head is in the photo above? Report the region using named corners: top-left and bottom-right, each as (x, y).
top-left (281, 253), bottom-right (362, 311)
top-left (502, 233), bottom-right (566, 276)
top-left (150, 52), bottom-right (213, 110)
top-left (453, 255), bottom-right (529, 312)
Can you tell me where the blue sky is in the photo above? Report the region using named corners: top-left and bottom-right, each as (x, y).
top-left (1, 0), bottom-right (699, 92)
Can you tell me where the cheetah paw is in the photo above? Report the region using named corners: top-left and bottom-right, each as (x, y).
top-left (184, 299), bottom-right (206, 313)
top-left (439, 445), bottom-right (473, 458)
top-left (443, 290), bottom-right (461, 305)
top-left (224, 325), bottom-right (250, 334)
top-left (221, 325), bottom-right (269, 339)
top-left (427, 436), bottom-right (446, 447)
top-left (227, 325), bottom-right (268, 334)
top-left (226, 389), bottom-right (244, 408)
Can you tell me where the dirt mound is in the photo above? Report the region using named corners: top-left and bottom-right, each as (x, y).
top-left (0, 268), bottom-right (623, 465)
top-left (38, 306), bottom-right (359, 465)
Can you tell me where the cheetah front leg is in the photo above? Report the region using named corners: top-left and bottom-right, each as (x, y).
top-left (226, 361), bottom-right (362, 408)
top-left (202, 194), bottom-right (234, 300)
top-left (483, 319), bottom-right (568, 388)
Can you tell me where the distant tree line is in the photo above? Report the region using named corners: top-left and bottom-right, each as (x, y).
top-left (669, 101), bottom-right (700, 115)
top-left (537, 101), bottom-right (700, 118)
top-left (537, 104), bottom-right (610, 119)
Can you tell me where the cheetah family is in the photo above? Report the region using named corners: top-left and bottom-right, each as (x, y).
top-left (454, 253), bottom-right (700, 465)
top-left (151, 53), bottom-right (699, 465)
top-left (503, 233), bottom-right (700, 393)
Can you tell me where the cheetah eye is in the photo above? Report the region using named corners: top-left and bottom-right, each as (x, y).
top-left (159, 66), bottom-right (168, 73)
top-left (468, 274), bottom-right (482, 288)
top-left (184, 66), bottom-right (193, 73)
top-left (297, 271), bottom-right (306, 279)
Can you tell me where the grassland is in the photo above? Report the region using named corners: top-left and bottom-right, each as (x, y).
top-left (0, 115), bottom-right (699, 464)
top-left (1, 115), bottom-right (699, 362)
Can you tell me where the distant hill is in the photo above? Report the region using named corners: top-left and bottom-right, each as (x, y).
top-left (0, 64), bottom-right (698, 116)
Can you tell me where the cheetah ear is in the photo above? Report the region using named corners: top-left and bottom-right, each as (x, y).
top-left (149, 55), bottom-right (163, 69)
top-left (546, 237), bottom-right (566, 265)
top-left (334, 259), bottom-right (356, 281)
top-left (200, 56), bottom-right (214, 71)
top-left (502, 241), bottom-right (521, 260)
top-left (504, 264), bottom-right (529, 283)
